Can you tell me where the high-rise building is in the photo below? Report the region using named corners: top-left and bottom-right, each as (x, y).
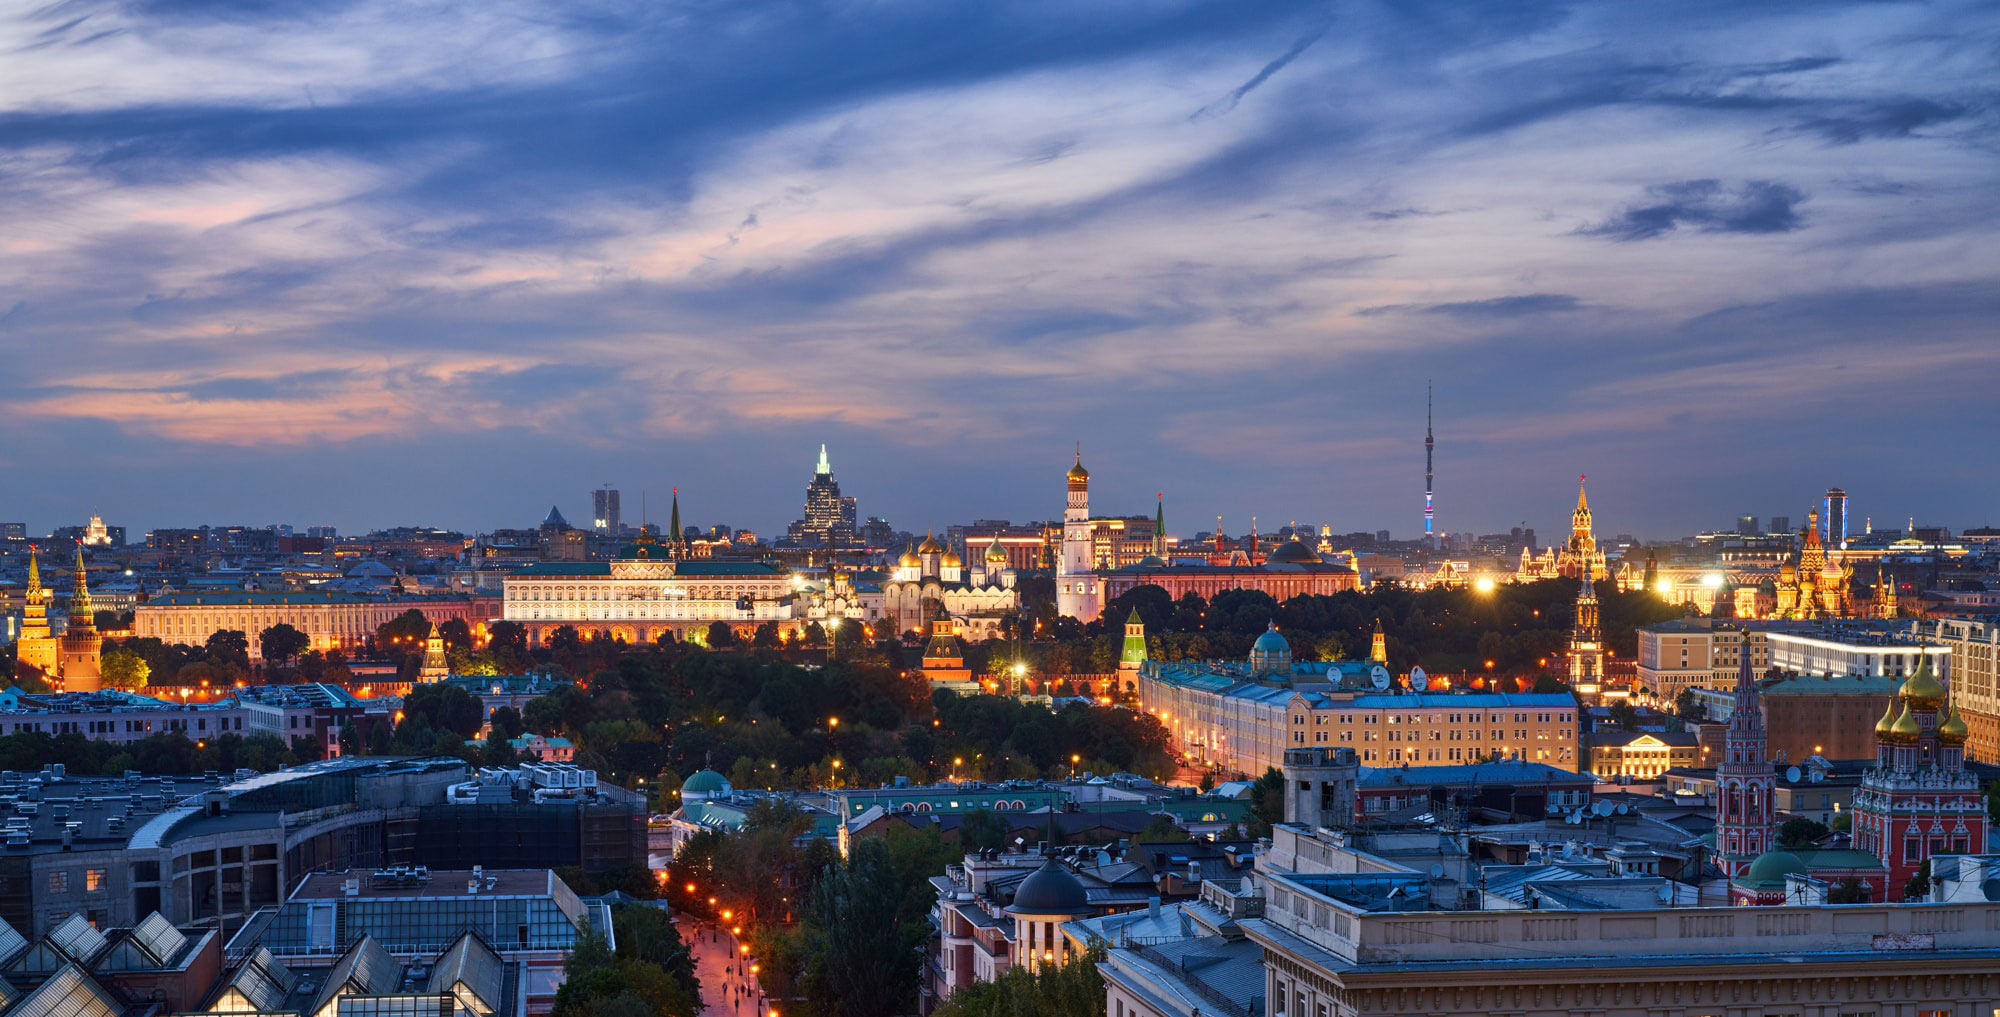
top-left (592, 487), bottom-right (621, 535)
top-left (1736, 514), bottom-right (1758, 535)
top-left (1824, 486), bottom-right (1848, 549)
top-left (0, 523), bottom-right (24, 540)
top-left (787, 444), bottom-right (856, 545)
top-left (1770, 514), bottom-right (1791, 535)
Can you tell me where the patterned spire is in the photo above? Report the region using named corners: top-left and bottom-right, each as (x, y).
top-left (68, 543), bottom-right (95, 626)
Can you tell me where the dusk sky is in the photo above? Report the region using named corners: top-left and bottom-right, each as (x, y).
top-left (4, 0), bottom-right (1998, 542)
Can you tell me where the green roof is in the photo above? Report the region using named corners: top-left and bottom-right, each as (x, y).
top-left (147, 591), bottom-right (489, 606)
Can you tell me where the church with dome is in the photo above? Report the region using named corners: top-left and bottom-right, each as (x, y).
top-left (879, 531), bottom-right (1019, 641)
top-left (1720, 641), bottom-right (1985, 904)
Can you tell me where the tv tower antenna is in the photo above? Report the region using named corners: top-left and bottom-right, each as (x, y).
top-left (1424, 381), bottom-right (1435, 543)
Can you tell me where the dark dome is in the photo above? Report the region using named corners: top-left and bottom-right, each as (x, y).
top-left (1007, 860), bottom-right (1092, 916)
top-left (1267, 539), bottom-right (1321, 564)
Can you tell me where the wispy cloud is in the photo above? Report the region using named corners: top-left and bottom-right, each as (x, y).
top-left (1579, 180), bottom-right (1808, 241)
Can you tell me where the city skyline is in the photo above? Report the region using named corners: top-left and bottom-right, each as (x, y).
top-left (3, 2), bottom-right (1998, 539)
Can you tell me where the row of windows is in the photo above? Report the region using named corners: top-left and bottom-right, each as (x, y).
top-left (1293, 711), bottom-right (1574, 725)
top-left (47, 868), bottom-right (107, 894)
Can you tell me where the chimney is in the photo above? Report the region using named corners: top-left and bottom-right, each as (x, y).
top-left (1148, 897), bottom-right (1161, 923)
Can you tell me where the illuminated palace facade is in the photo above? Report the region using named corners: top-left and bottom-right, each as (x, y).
top-left (501, 506), bottom-right (795, 643)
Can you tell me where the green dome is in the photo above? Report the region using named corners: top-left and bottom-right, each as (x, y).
top-left (681, 769), bottom-right (731, 795)
top-left (1136, 554), bottom-right (1167, 568)
top-left (1252, 625), bottom-right (1290, 656)
top-left (1743, 850), bottom-right (1808, 887)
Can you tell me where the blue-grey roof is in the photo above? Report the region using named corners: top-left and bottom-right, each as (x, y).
top-left (1357, 760), bottom-right (1590, 788)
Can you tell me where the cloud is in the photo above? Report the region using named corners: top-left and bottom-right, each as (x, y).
top-left (1578, 180), bottom-right (1807, 241)
top-left (1794, 99), bottom-right (1974, 144)
top-left (2, 0), bottom-right (2000, 537)
top-left (1356, 294), bottom-right (1583, 318)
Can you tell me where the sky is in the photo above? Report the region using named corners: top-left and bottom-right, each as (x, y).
top-left (3, 0), bottom-right (1999, 543)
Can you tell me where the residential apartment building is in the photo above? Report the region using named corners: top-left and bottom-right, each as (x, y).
top-left (1138, 629), bottom-right (1578, 777)
top-left (1917, 616), bottom-right (2000, 764)
top-left (0, 690), bottom-right (247, 743)
top-left (1765, 622), bottom-right (1949, 679)
top-left (1634, 619), bottom-right (1770, 701)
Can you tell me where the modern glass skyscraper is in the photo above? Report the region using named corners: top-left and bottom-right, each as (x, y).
top-left (592, 487), bottom-right (620, 534)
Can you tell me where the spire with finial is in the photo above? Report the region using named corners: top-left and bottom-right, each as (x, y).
top-left (68, 542), bottom-right (95, 627)
top-left (1153, 494), bottom-right (1167, 559)
top-left (816, 443), bottom-right (831, 476)
top-left (668, 488), bottom-right (684, 555)
top-left (24, 549), bottom-right (42, 606)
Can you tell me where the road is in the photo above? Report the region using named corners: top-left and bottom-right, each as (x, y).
top-left (676, 916), bottom-right (771, 1016)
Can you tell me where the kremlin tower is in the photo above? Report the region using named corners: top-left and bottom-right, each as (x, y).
top-left (14, 551), bottom-right (59, 679)
top-left (1567, 573), bottom-right (1605, 697)
top-left (57, 545), bottom-right (103, 692)
top-left (1555, 475), bottom-right (1607, 581)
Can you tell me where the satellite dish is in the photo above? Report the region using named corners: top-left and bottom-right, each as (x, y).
top-left (1593, 801), bottom-right (1612, 817)
top-left (1411, 665), bottom-right (1428, 691)
top-left (1429, 863), bottom-right (1444, 879)
top-left (1785, 765), bottom-right (1802, 784)
top-left (1656, 885), bottom-right (1674, 904)
top-left (1615, 803), bottom-right (1629, 815)
top-left (1370, 665), bottom-right (1391, 691)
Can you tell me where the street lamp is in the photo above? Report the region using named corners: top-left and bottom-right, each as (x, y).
top-left (1070, 754), bottom-right (1080, 779)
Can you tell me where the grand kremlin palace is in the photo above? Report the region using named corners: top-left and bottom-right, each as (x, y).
top-left (133, 592), bottom-right (497, 659)
top-left (500, 556), bottom-right (794, 643)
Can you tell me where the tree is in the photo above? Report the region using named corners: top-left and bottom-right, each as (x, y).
top-left (1247, 766), bottom-right (1285, 837)
top-left (705, 622), bottom-right (736, 648)
top-left (488, 706), bottom-right (525, 741)
top-left (1607, 699), bottom-right (1639, 731)
top-left (204, 630), bottom-right (251, 671)
top-left (752, 622), bottom-right (782, 649)
top-left (376, 609), bottom-right (432, 655)
top-left (1674, 687), bottom-right (1706, 723)
top-left (259, 624), bottom-right (311, 667)
top-left (1777, 816), bottom-right (1830, 849)
top-left (803, 838), bottom-right (920, 1017)
top-left (1903, 858), bottom-right (1933, 902)
top-left (928, 948), bottom-right (1106, 1017)
top-left (401, 683), bottom-right (484, 739)
top-left (100, 647), bottom-right (151, 691)
top-left (438, 618), bottom-right (474, 653)
top-left (1138, 814), bottom-right (1189, 843)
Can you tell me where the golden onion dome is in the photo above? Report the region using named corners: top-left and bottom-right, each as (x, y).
top-left (917, 532), bottom-right (943, 555)
top-left (1898, 656), bottom-right (1947, 710)
top-left (940, 550), bottom-right (962, 568)
top-left (1938, 704), bottom-right (1970, 745)
top-left (984, 537), bottom-right (1007, 561)
top-left (1886, 702), bottom-right (1922, 744)
top-left (897, 543), bottom-right (921, 568)
top-left (1067, 455), bottom-right (1089, 483)
top-left (1875, 698), bottom-right (1899, 738)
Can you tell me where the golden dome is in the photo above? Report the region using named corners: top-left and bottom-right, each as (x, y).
top-left (1886, 702), bottom-right (1921, 744)
top-left (897, 543), bottom-right (921, 568)
top-left (1938, 704), bottom-right (1970, 745)
top-left (984, 537), bottom-right (1007, 562)
top-left (1897, 656), bottom-right (1946, 710)
top-left (917, 532), bottom-right (943, 555)
top-left (1875, 698), bottom-right (1899, 738)
top-left (1067, 454), bottom-right (1089, 483)
top-left (940, 550), bottom-right (962, 568)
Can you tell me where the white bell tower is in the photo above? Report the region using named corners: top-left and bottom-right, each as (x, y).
top-left (1056, 449), bottom-right (1102, 623)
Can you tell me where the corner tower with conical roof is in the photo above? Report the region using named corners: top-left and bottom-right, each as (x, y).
top-left (58, 544), bottom-right (103, 692)
top-left (1119, 608), bottom-right (1146, 673)
top-left (14, 551), bottom-right (59, 679)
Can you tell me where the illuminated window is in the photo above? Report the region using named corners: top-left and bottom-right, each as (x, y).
top-left (85, 869), bottom-right (105, 893)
